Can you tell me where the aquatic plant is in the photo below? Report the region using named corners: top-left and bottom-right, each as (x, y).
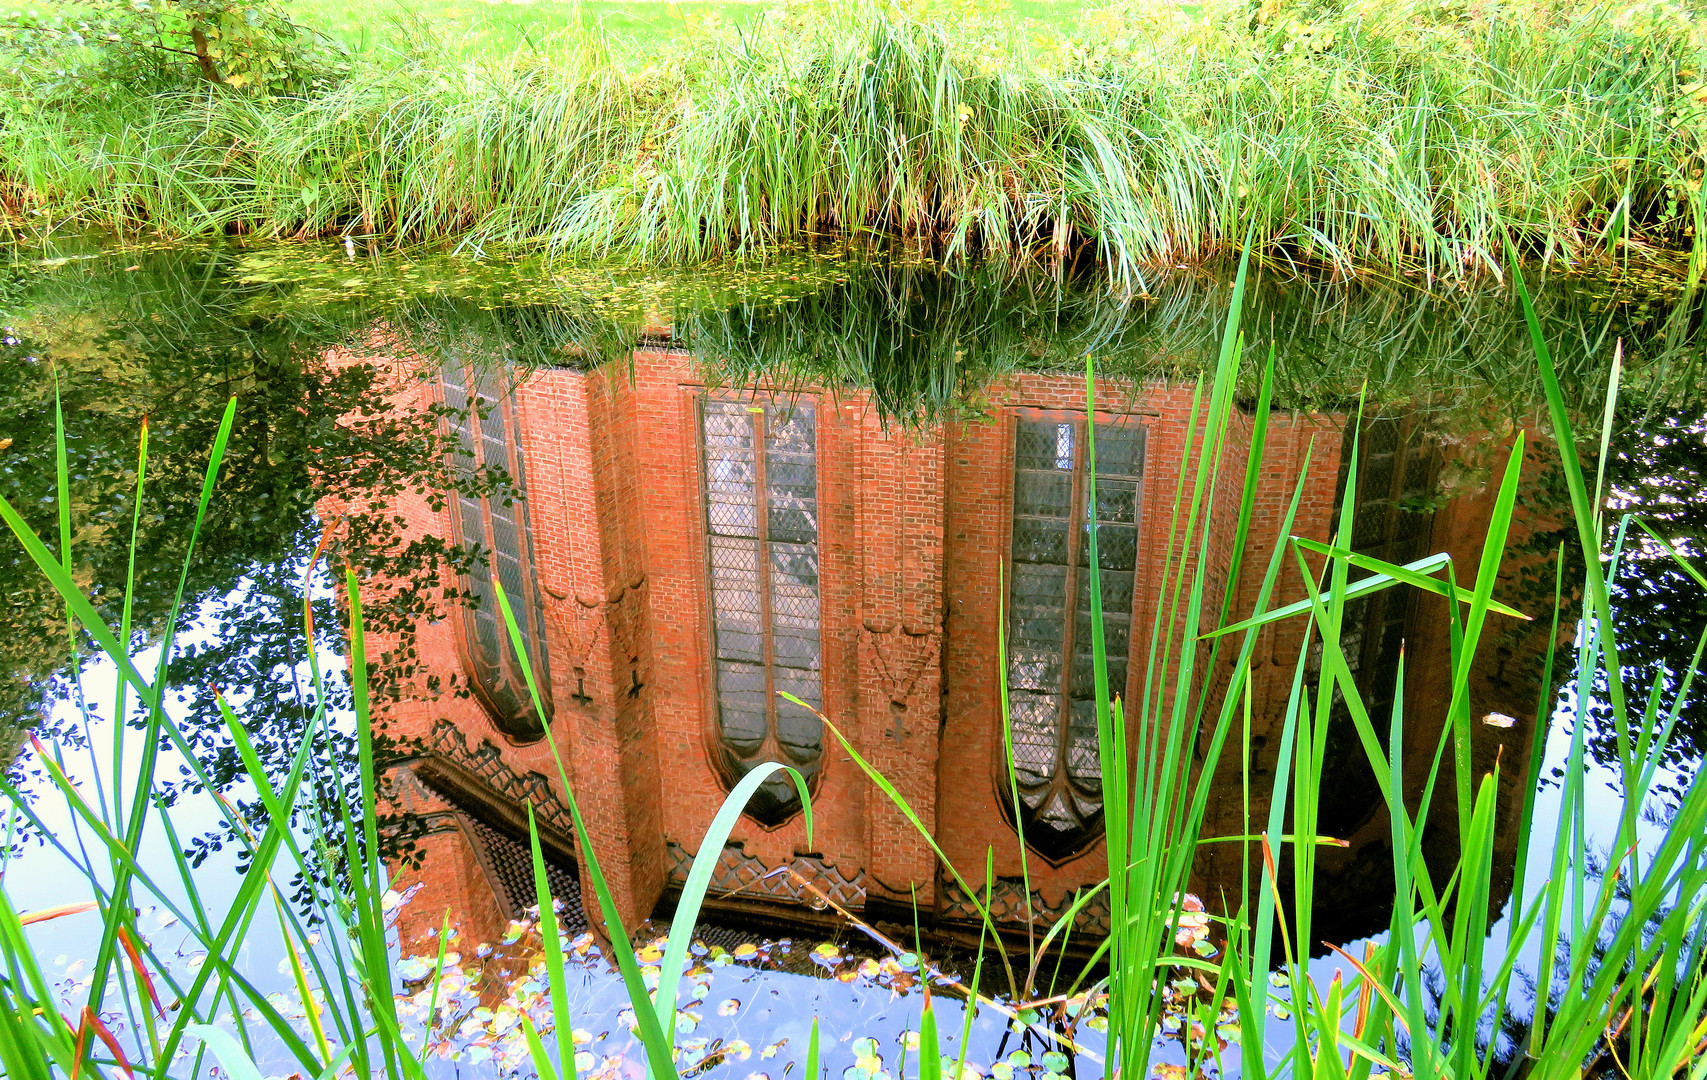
top-left (0, 248), bottom-right (1703, 1080)
top-left (5, 1), bottom-right (1706, 285)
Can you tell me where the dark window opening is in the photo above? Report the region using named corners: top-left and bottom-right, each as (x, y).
top-left (1313, 416), bottom-right (1440, 836)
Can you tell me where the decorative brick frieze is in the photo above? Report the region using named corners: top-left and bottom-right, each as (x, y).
top-left (938, 875), bottom-right (1111, 937)
top-left (860, 621), bottom-right (942, 708)
top-left (666, 840), bottom-right (867, 911)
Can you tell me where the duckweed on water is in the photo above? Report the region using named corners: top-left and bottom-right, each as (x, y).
top-left (371, 887), bottom-right (1237, 1077)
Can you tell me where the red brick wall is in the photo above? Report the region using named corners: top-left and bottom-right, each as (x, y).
top-left (333, 345), bottom-right (1547, 940)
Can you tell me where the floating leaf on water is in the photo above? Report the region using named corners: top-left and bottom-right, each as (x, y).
top-left (1268, 972), bottom-right (1290, 989)
top-left (813, 942), bottom-right (841, 960)
top-left (1192, 939), bottom-right (1218, 957)
top-left (761, 1039), bottom-right (789, 1058)
top-left (1006, 1052), bottom-right (1031, 1069)
top-left (733, 943), bottom-right (760, 960)
top-left (897, 953), bottom-right (920, 971)
top-left (396, 956), bottom-right (435, 982)
top-left (637, 943), bottom-right (664, 963)
top-left (576, 1051), bottom-right (597, 1072)
top-left (726, 1039), bottom-right (753, 1060)
top-left (991, 1065), bottom-right (1014, 1080)
top-left (1040, 1051), bottom-right (1069, 1072)
top-left (719, 998), bottom-right (742, 1016)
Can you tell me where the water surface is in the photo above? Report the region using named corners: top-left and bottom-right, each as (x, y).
top-left (3, 240), bottom-right (1702, 1077)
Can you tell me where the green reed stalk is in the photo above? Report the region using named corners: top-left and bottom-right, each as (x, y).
top-left (3, 243), bottom-right (1706, 1080)
top-left (0, 395), bottom-right (829, 1079)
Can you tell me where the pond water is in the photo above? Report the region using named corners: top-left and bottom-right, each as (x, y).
top-left (1, 240), bottom-right (1702, 1079)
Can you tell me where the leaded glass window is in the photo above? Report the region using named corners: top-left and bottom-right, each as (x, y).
top-left (442, 358), bottom-right (553, 742)
top-left (1007, 415), bottom-right (1145, 862)
top-left (700, 399), bottom-right (823, 827)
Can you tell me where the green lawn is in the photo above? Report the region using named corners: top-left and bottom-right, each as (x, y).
top-left (292, 0), bottom-right (1097, 57)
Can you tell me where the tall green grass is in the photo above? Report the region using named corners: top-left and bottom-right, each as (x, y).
top-left (789, 249), bottom-right (1707, 1079)
top-left (6, 0), bottom-right (1705, 285)
top-left (1, 248), bottom-right (1704, 1079)
top-left (0, 396), bottom-right (810, 1076)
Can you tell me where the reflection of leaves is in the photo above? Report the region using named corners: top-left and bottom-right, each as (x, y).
top-left (0, 245), bottom-right (503, 908)
top-left (1511, 368), bottom-right (1707, 786)
top-left (1600, 398), bottom-right (1707, 783)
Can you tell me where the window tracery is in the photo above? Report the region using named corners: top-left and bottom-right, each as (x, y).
top-left (1006, 415), bottom-right (1146, 862)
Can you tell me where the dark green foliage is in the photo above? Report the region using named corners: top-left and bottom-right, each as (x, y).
top-left (1, 0), bottom-right (346, 102)
top-left (0, 245), bottom-right (508, 900)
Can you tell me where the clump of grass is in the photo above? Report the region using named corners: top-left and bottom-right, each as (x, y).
top-left (0, 393), bottom-right (810, 1077)
top-left (5, 0), bottom-right (1705, 285)
top-left (797, 248), bottom-right (1707, 1079)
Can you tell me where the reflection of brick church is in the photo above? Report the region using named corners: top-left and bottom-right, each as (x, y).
top-left (353, 343), bottom-right (1555, 954)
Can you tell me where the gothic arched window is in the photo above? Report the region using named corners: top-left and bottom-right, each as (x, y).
top-left (442, 358), bottom-right (554, 743)
top-left (700, 398), bottom-right (823, 827)
top-left (1005, 415), bottom-right (1146, 862)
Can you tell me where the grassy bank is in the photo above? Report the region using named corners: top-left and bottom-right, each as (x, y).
top-left (289, 0), bottom-right (1088, 58)
top-left (5, 0), bottom-right (1706, 284)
